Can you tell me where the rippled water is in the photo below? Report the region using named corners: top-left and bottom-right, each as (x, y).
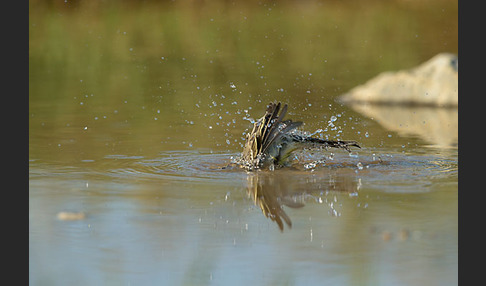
top-left (30, 146), bottom-right (457, 285)
top-left (30, 1), bottom-right (457, 285)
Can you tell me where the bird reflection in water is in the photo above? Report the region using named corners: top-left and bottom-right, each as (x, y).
top-left (245, 169), bottom-right (359, 231)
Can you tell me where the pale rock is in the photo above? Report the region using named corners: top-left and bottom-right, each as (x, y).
top-left (339, 53), bottom-right (458, 107)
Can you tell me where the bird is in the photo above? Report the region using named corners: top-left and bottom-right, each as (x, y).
top-left (237, 102), bottom-right (360, 170)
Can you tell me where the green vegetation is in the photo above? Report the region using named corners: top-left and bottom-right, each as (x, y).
top-left (29, 0), bottom-right (457, 161)
top-left (30, 0), bottom-right (457, 97)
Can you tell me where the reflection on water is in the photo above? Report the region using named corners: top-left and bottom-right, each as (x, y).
top-left (245, 168), bottom-right (360, 231)
top-left (29, 148), bottom-right (457, 285)
top-left (242, 146), bottom-right (458, 231)
top-left (346, 103), bottom-right (458, 148)
top-left (246, 171), bottom-right (302, 230)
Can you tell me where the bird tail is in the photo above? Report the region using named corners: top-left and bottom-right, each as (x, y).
top-left (292, 135), bottom-right (361, 152)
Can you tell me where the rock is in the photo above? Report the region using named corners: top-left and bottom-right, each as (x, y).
top-left (56, 211), bottom-right (86, 221)
top-left (381, 230), bottom-right (393, 242)
top-left (339, 53), bottom-right (458, 107)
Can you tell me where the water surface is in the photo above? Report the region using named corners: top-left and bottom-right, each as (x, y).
top-left (30, 1), bottom-right (457, 285)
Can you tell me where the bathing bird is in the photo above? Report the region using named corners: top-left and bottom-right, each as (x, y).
top-left (238, 102), bottom-right (360, 170)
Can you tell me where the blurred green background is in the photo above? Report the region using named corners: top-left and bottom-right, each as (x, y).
top-left (29, 0), bottom-right (457, 162)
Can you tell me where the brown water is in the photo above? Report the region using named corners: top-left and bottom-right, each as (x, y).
top-left (29, 1), bottom-right (457, 285)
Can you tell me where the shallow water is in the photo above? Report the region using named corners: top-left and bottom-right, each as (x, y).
top-left (30, 1), bottom-right (457, 285)
top-left (29, 147), bottom-right (457, 285)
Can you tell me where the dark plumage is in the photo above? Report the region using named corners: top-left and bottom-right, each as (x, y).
top-left (238, 102), bottom-right (360, 170)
